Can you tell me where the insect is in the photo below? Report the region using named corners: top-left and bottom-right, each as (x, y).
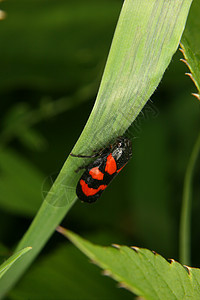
top-left (70, 136), bottom-right (132, 203)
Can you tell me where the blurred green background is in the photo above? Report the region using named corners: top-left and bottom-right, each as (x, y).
top-left (0, 0), bottom-right (199, 299)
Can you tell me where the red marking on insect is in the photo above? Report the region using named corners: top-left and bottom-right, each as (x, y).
top-left (89, 167), bottom-right (104, 180)
top-left (80, 179), bottom-right (107, 197)
top-left (117, 163), bottom-right (127, 173)
top-left (105, 154), bottom-right (117, 175)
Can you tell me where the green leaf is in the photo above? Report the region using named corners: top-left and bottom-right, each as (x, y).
top-left (9, 241), bottom-right (132, 300)
top-left (0, 0), bottom-right (193, 297)
top-left (180, 1), bottom-right (200, 100)
top-left (0, 247), bottom-right (32, 280)
top-left (178, 1), bottom-right (200, 265)
top-left (72, 0), bottom-right (193, 155)
top-left (179, 131), bottom-right (200, 266)
top-left (60, 228), bottom-right (200, 300)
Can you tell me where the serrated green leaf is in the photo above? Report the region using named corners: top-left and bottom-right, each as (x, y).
top-left (181, 1), bottom-right (200, 99)
top-left (0, 247), bottom-right (32, 280)
top-left (9, 241), bottom-right (132, 300)
top-left (189, 268), bottom-right (200, 297)
top-left (61, 229), bottom-right (200, 300)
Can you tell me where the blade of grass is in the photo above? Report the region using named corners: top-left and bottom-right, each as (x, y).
top-left (0, 0), bottom-right (193, 297)
top-left (179, 132), bottom-right (200, 266)
top-left (0, 247), bottom-right (32, 279)
top-left (179, 1), bottom-right (200, 265)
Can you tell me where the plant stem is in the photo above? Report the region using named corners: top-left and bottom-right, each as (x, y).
top-left (179, 131), bottom-right (200, 266)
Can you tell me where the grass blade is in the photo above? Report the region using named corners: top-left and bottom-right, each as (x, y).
top-left (179, 1), bottom-right (200, 265)
top-left (0, 0), bottom-right (192, 297)
top-left (0, 247), bottom-right (32, 280)
top-left (179, 132), bottom-right (200, 265)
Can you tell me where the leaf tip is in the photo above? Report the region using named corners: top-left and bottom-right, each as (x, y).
top-left (167, 258), bottom-right (175, 264)
top-left (89, 258), bottom-right (98, 266)
top-left (185, 72), bottom-right (194, 80)
top-left (183, 265), bottom-right (191, 275)
top-left (117, 281), bottom-right (129, 290)
top-left (179, 43), bottom-right (186, 59)
top-left (179, 48), bottom-right (184, 55)
top-left (112, 244), bottom-right (120, 249)
top-left (56, 226), bottom-right (67, 236)
top-left (131, 246), bottom-right (139, 253)
top-left (179, 43), bottom-right (200, 99)
top-left (180, 58), bottom-right (189, 68)
top-left (191, 93), bottom-right (200, 101)
top-left (102, 269), bottom-right (112, 276)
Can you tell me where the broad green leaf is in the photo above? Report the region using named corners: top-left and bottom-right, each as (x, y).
top-left (72, 0), bottom-right (193, 157)
top-left (60, 228), bottom-right (200, 300)
top-left (181, 1), bottom-right (200, 99)
top-left (0, 247), bottom-right (31, 280)
top-left (9, 241), bottom-right (132, 300)
top-left (0, 0), bottom-right (193, 297)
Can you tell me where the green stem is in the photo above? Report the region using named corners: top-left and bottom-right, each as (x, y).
top-left (179, 131), bottom-right (200, 266)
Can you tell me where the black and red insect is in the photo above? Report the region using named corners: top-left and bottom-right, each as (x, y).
top-left (70, 137), bottom-right (132, 203)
